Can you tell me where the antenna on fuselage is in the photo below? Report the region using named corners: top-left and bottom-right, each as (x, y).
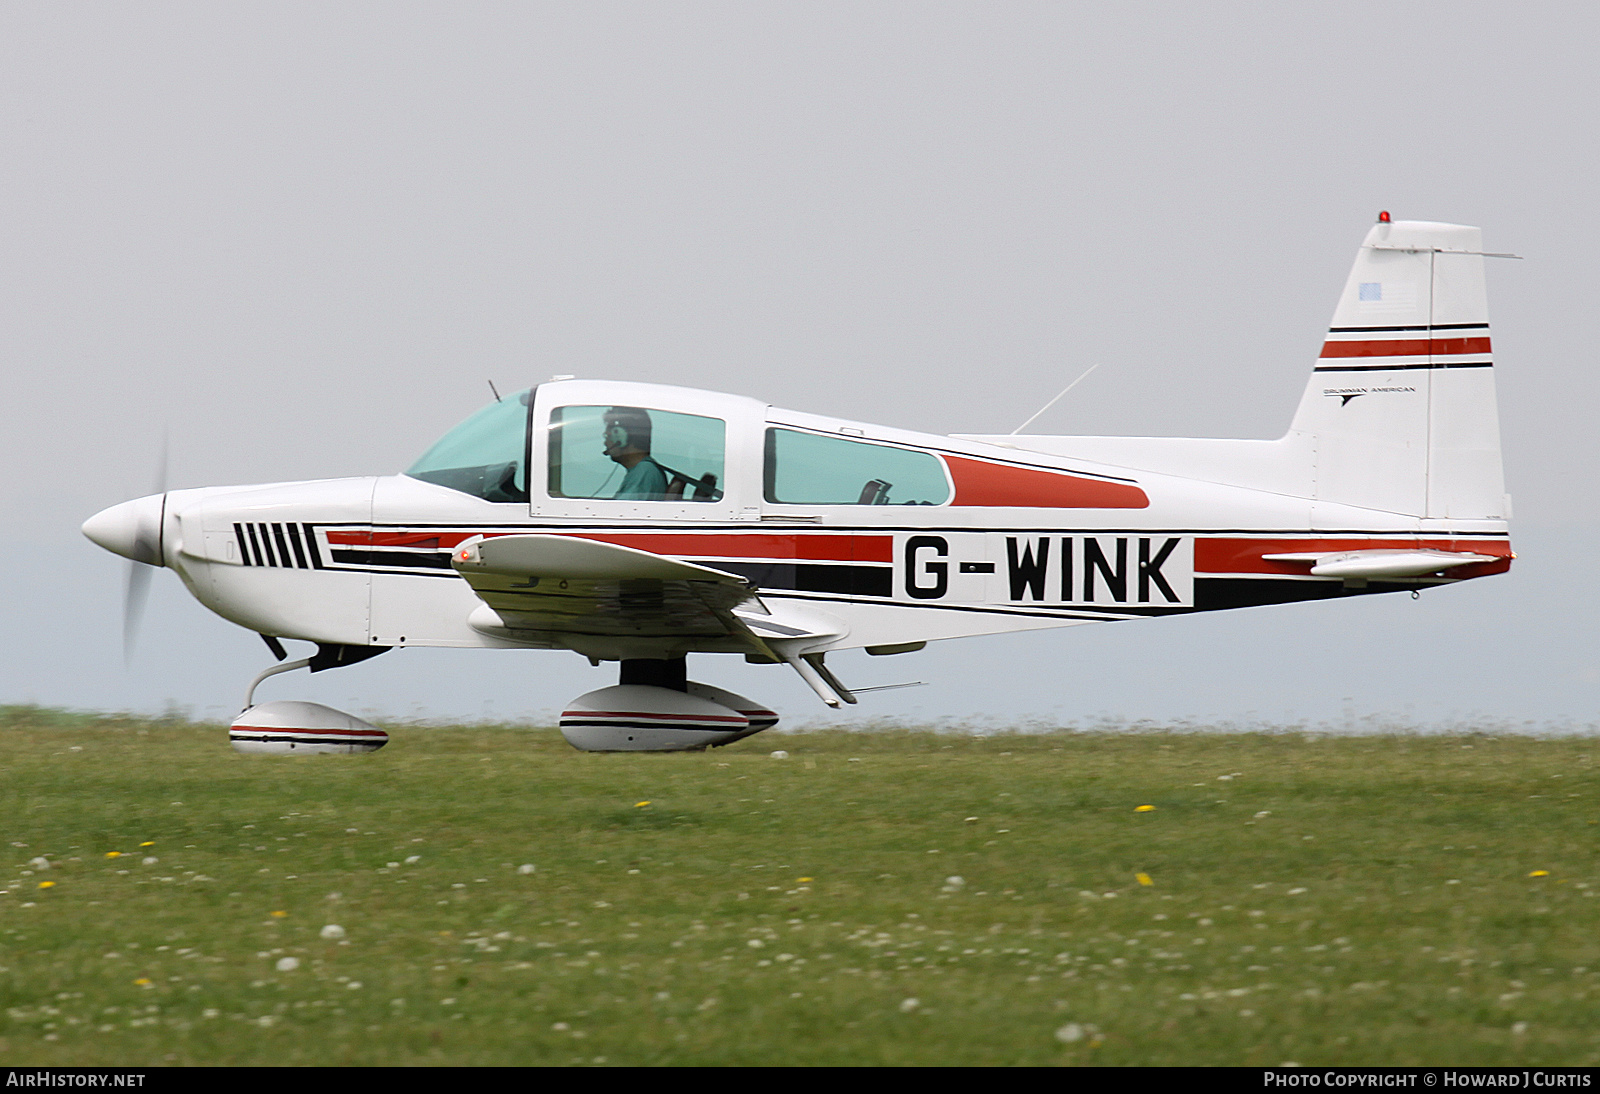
top-left (487, 380), bottom-right (502, 403)
top-left (1010, 364), bottom-right (1099, 435)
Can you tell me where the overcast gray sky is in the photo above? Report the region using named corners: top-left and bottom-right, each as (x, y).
top-left (4, 2), bottom-right (1597, 728)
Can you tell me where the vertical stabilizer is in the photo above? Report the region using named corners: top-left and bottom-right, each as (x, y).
top-left (1288, 219), bottom-right (1505, 519)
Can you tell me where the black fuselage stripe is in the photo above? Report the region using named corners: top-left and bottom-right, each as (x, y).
top-left (298, 525), bottom-right (1510, 584)
top-left (328, 549), bottom-right (455, 570)
top-left (760, 574), bottom-right (1450, 619)
top-left (272, 524), bottom-right (294, 569)
top-left (1314, 361), bottom-right (1492, 372)
top-left (246, 524), bottom-right (268, 566)
top-left (285, 524), bottom-right (310, 569)
top-left (1327, 323), bottom-right (1489, 333)
top-left (691, 559), bottom-right (893, 597)
top-left (302, 523), bottom-right (326, 569)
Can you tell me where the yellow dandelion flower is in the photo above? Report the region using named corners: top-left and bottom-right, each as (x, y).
top-left (1529, 870), bottom-right (1551, 878)
top-left (133, 978), bottom-right (151, 987)
top-left (1134, 805), bottom-right (1155, 813)
top-left (104, 851), bottom-right (121, 858)
top-left (798, 877), bottom-right (814, 883)
top-left (634, 801), bottom-right (651, 808)
top-left (38, 881), bottom-right (54, 889)
top-left (139, 841), bottom-right (155, 847)
top-left (271, 910), bottom-right (288, 918)
top-left (1136, 873), bottom-right (1153, 886)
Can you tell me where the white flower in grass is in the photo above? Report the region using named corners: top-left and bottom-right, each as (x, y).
top-left (320, 924), bottom-right (346, 940)
top-left (1056, 1022), bottom-right (1101, 1044)
top-left (275, 957), bottom-right (299, 972)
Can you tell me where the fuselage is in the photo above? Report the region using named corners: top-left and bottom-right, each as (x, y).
top-left (88, 378), bottom-right (1512, 665)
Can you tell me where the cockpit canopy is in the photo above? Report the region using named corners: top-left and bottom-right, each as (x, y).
top-left (405, 382), bottom-right (953, 507)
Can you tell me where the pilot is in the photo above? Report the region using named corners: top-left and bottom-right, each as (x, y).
top-left (602, 407), bottom-right (669, 500)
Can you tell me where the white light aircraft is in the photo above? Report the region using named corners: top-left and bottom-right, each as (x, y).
top-left (84, 215), bottom-right (1513, 753)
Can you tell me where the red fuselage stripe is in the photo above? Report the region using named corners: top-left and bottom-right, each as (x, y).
top-left (944, 456), bottom-right (1149, 509)
top-left (565, 532), bottom-right (892, 563)
top-left (328, 529), bottom-right (892, 563)
top-left (1320, 337), bottom-right (1492, 358)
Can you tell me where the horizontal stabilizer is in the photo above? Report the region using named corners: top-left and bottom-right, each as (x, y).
top-left (1261, 548), bottom-right (1498, 580)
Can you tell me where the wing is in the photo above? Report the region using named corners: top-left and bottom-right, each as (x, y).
top-left (451, 533), bottom-right (768, 653)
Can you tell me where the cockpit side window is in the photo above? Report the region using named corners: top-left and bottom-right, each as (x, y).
top-left (548, 406), bottom-right (726, 502)
top-left (764, 428), bottom-right (951, 505)
top-left (405, 390), bottom-right (531, 502)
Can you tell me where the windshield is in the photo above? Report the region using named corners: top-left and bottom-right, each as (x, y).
top-left (406, 389), bottom-right (531, 502)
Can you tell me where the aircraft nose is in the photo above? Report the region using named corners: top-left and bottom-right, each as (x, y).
top-left (82, 494), bottom-right (167, 566)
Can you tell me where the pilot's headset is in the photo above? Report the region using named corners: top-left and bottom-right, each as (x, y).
top-left (603, 408), bottom-right (652, 454)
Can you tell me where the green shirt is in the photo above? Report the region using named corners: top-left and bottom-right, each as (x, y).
top-left (615, 460), bottom-right (668, 500)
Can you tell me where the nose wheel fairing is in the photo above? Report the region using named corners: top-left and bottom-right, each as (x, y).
top-left (230, 700), bottom-right (389, 754)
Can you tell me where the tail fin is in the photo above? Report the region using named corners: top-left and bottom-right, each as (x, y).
top-left (1288, 218), bottom-right (1506, 519)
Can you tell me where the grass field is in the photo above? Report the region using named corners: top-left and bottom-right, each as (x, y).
top-left (1, 706), bottom-right (1598, 1067)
